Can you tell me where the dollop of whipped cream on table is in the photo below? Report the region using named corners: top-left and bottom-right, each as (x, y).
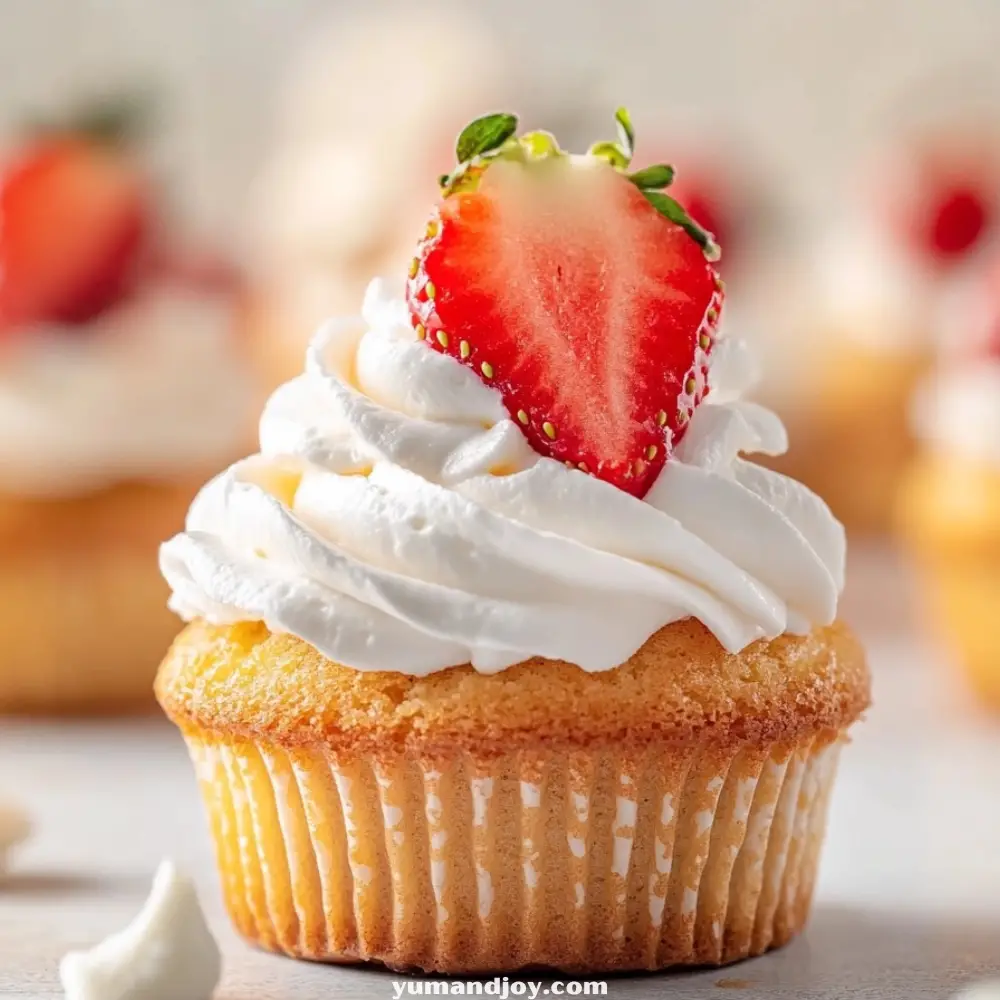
top-left (912, 362), bottom-right (1000, 466)
top-left (59, 860), bottom-right (221, 1000)
top-left (0, 801), bottom-right (30, 874)
top-left (0, 286), bottom-right (255, 497)
top-left (162, 278), bottom-right (845, 675)
top-left (954, 983), bottom-right (1000, 1000)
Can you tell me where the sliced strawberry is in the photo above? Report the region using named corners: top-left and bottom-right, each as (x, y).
top-left (407, 159), bottom-right (723, 497)
top-left (0, 137), bottom-right (148, 332)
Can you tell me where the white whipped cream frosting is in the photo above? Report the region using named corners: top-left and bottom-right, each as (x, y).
top-left (59, 860), bottom-right (221, 1000)
top-left (0, 286), bottom-right (255, 497)
top-left (814, 223), bottom-right (936, 354)
top-left (162, 279), bottom-right (845, 675)
top-left (912, 362), bottom-right (1000, 466)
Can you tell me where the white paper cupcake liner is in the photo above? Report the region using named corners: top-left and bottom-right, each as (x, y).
top-left (187, 732), bottom-right (842, 973)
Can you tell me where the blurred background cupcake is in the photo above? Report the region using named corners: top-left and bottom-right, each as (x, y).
top-left (244, 4), bottom-right (612, 388)
top-left (0, 96), bottom-right (257, 713)
top-left (898, 252), bottom-right (1000, 709)
top-left (760, 72), bottom-right (1000, 535)
top-left (2, 3), bottom-right (999, 668)
top-left (244, 6), bottom-right (512, 387)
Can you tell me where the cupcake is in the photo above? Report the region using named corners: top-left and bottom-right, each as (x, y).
top-left (772, 135), bottom-right (999, 534)
top-left (0, 112), bottom-right (256, 712)
top-left (157, 111), bottom-right (869, 973)
top-left (898, 257), bottom-right (1000, 708)
top-left (246, 6), bottom-right (510, 387)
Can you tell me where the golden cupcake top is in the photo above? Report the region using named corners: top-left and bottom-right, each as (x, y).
top-left (158, 617), bottom-right (868, 755)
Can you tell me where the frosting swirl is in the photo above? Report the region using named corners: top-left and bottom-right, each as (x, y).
top-left (912, 362), bottom-right (1000, 466)
top-left (0, 286), bottom-right (255, 497)
top-left (814, 223), bottom-right (934, 353)
top-left (161, 279), bottom-right (845, 675)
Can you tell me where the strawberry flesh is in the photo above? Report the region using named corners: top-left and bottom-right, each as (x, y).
top-left (0, 138), bottom-right (148, 333)
top-left (408, 161), bottom-right (723, 497)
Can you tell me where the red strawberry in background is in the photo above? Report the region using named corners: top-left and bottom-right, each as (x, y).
top-left (0, 109), bottom-right (150, 335)
top-left (924, 183), bottom-right (990, 259)
top-left (149, 247), bottom-right (242, 297)
top-left (407, 110), bottom-right (723, 499)
top-left (964, 257), bottom-right (1000, 360)
top-left (877, 140), bottom-right (998, 265)
top-left (989, 324), bottom-right (1000, 360)
top-left (988, 270), bottom-right (1000, 359)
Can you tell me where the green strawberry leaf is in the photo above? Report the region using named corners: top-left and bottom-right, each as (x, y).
top-left (456, 112), bottom-right (518, 164)
top-left (28, 89), bottom-right (156, 145)
top-left (629, 164), bottom-right (675, 190)
top-left (644, 191), bottom-right (720, 260)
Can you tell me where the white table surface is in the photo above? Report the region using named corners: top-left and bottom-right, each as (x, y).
top-left (2, 546), bottom-right (1000, 999)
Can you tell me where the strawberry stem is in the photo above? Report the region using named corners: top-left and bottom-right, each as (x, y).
top-left (26, 90), bottom-right (155, 146)
top-left (615, 107), bottom-right (635, 160)
top-left (588, 141), bottom-right (631, 169)
top-left (440, 107), bottom-right (722, 261)
top-left (643, 191), bottom-right (720, 260)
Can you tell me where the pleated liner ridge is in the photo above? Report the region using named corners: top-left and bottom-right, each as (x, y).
top-left (187, 733), bottom-right (842, 974)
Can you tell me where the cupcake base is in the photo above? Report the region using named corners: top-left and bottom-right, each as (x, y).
top-left (765, 341), bottom-right (926, 535)
top-left (185, 732), bottom-right (841, 973)
top-left (0, 480), bottom-right (204, 714)
top-left (917, 565), bottom-right (1000, 709)
top-left (898, 454), bottom-right (1000, 710)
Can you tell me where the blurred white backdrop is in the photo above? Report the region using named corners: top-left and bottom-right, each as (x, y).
top-left (1, 0), bottom-right (998, 250)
